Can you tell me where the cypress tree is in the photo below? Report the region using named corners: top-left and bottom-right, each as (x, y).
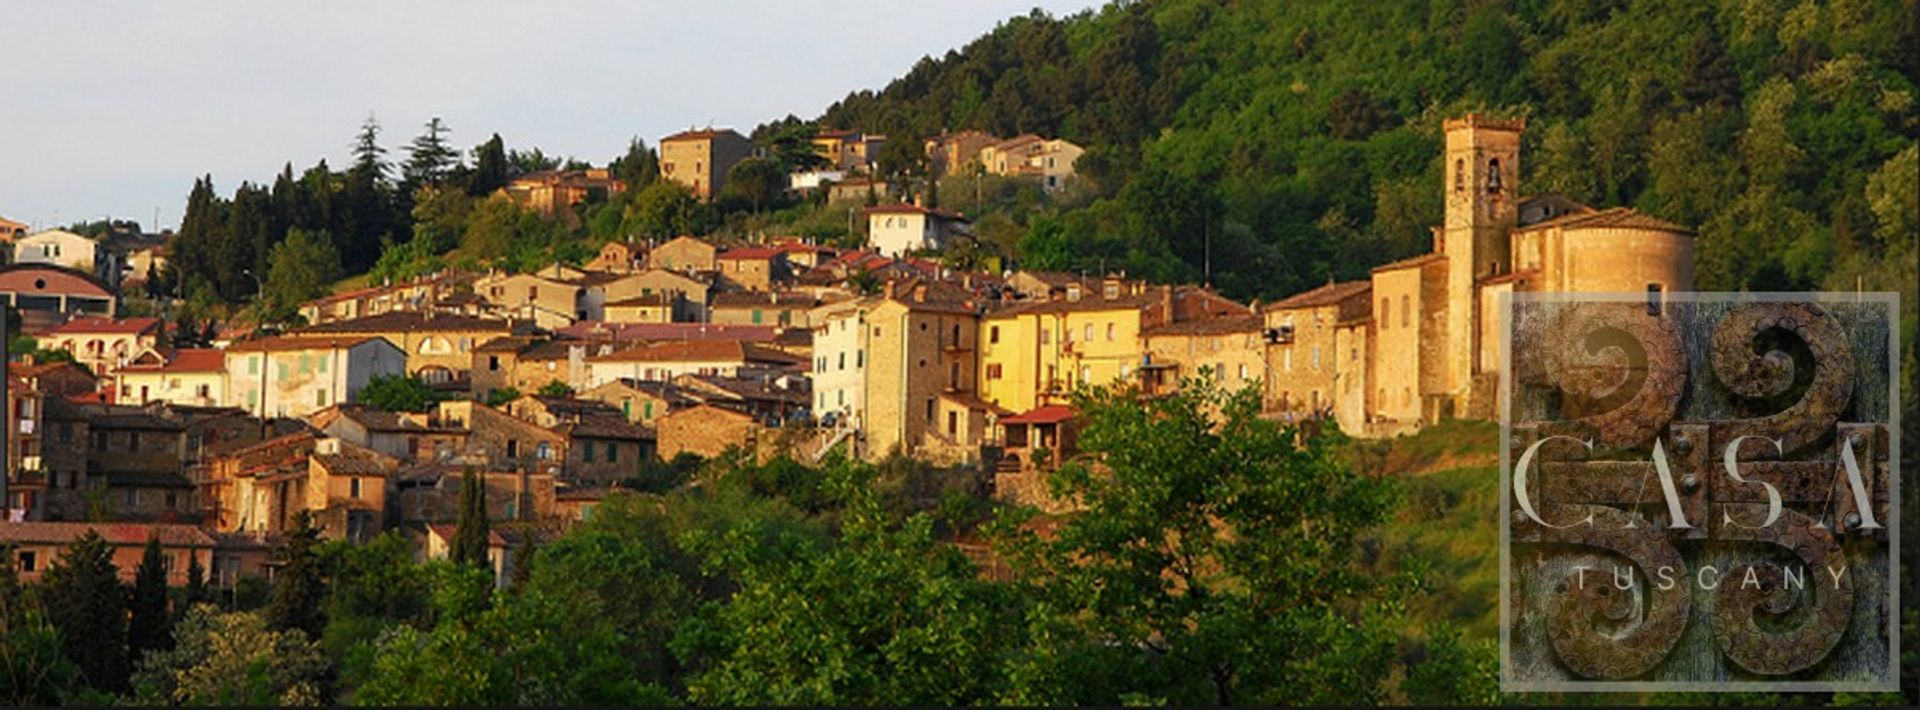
top-left (183, 551), bottom-right (208, 611)
top-left (507, 532), bottom-right (535, 593)
top-left (468, 133), bottom-right (509, 196)
top-left (41, 530), bottom-right (130, 693)
top-left (264, 512), bottom-right (326, 640)
top-left (127, 536), bottom-right (173, 666)
top-left (451, 468), bottom-right (491, 570)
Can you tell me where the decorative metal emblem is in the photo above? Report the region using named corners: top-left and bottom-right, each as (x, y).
top-left (1500, 293), bottom-right (1899, 692)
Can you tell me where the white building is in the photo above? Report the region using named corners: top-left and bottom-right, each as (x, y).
top-left (13, 230), bottom-right (99, 274)
top-left (224, 335), bottom-right (406, 418)
top-left (864, 204), bottom-right (971, 257)
top-left (809, 299), bottom-right (869, 428)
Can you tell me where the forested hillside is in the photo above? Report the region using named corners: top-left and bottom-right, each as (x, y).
top-left (817, 0), bottom-right (1918, 302)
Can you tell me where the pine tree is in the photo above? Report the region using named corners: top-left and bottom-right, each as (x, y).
top-left (127, 536), bottom-right (173, 666)
top-left (404, 117), bottom-right (460, 193)
top-left (469, 134), bottom-right (509, 196)
top-left (450, 469), bottom-right (491, 571)
top-left (264, 512), bottom-right (326, 641)
top-left (350, 113), bottom-right (389, 181)
top-left (41, 530), bottom-right (130, 693)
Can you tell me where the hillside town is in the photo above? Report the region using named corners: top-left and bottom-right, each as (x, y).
top-left (1, 114), bottom-right (1692, 586)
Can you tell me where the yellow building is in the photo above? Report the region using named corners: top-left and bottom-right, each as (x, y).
top-left (1139, 314), bottom-right (1266, 398)
top-left (978, 280), bottom-right (1176, 414)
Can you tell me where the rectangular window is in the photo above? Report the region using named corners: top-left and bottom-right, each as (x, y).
top-left (643, 401), bottom-right (654, 419)
top-left (249, 355), bottom-right (260, 374)
top-left (583, 441), bottom-right (595, 463)
top-left (318, 356), bottom-right (328, 373)
top-left (989, 326), bottom-right (1000, 344)
top-left (607, 443), bottom-right (617, 463)
top-left (350, 477), bottom-right (362, 498)
top-left (125, 489), bottom-right (137, 507)
top-left (986, 363), bottom-right (1003, 380)
top-left (925, 398), bottom-right (935, 422)
top-left (19, 551), bottom-right (35, 573)
top-left (317, 389), bottom-right (328, 407)
top-left (94, 431), bottom-right (108, 452)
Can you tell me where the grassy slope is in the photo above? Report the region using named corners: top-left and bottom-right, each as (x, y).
top-left (1345, 420), bottom-right (1503, 639)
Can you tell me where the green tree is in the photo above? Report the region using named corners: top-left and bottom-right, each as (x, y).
top-left (0, 547), bottom-right (79, 708)
top-left (993, 377), bottom-right (1401, 705)
top-left (459, 195), bottom-right (524, 263)
top-left (259, 227), bottom-right (344, 322)
top-left (127, 537), bottom-right (173, 667)
top-left (132, 606), bottom-right (327, 706)
top-left (719, 157), bottom-right (789, 213)
top-left (41, 530), bottom-right (130, 693)
top-left (468, 133), bottom-right (510, 196)
top-left (624, 180), bottom-right (707, 237)
top-left (182, 552), bottom-right (208, 612)
top-left (483, 386), bottom-right (521, 408)
top-left (402, 116), bottom-right (459, 191)
top-left (264, 513), bottom-right (327, 641)
top-left (357, 374), bottom-right (442, 413)
top-left (537, 380), bottom-right (573, 398)
top-left (357, 565), bottom-right (665, 706)
top-left (613, 137), bottom-right (660, 189)
top-left (676, 461), bottom-right (1026, 705)
top-left (451, 469), bottom-right (492, 570)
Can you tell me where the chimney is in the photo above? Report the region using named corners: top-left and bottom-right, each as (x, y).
top-left (884, 279), bottom-right (897, 300)
top-left (913, 284), bottom-right (927, 303)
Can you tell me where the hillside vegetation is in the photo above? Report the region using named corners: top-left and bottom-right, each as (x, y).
top-left (817, 0), bottom-right (1917, 304)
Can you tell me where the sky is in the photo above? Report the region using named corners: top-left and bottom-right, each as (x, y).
top-left (0, 0), bottom-right (1098, 233)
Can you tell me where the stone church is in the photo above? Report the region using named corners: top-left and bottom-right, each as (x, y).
top-left (1358, 114), bottom-right (1694, 433)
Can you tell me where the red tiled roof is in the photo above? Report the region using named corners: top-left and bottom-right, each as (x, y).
top-left (1264, 280), bottom-right (1372, 311)
top-left (0, 522), bottom-right (215, 547)
top-left (662, 127), bottom-right (744, 142)
top-left (863, 203), bottom-right (968, 221)
top-left (46, 316), bottom-right (161, 336)
top-left (115, 348), bottom-right (225, 373)
top-left (718, 246), bottom-right (784, 260)
top-left (557, 321), bottom-right (781, 343)
top-left (224, 335), bottom-right (386, 353)
top-left (1002, 405), bottom-right (1074, 425)
top-left (1370, 253), bottom-right (1445, 273)
top-left (590, 339), bottom-right (799, 365)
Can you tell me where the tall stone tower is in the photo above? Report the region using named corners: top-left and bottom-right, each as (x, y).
top-left (1439, 114), bottom-right (1523, 416)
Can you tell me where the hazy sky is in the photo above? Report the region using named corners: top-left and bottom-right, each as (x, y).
top-left (0, 1), bottom-right (1097, 232)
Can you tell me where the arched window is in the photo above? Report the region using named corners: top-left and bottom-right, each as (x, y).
top-left (1380, 298), bottom-right (1390, 329)
top-left (1486, 158), bottom-right (1503, 194)
top-left (1453, 159), bottom-right (1465, 193)
top-left (1400, 295), bottom-right (1410, 327)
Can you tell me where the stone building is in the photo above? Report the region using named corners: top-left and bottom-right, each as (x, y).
top-left (658, 128), bottom-right (754, 201)
top-left (1259, 280), bottom-right (1373, 431)
top-left (1362, 114), bottom-right (1695, 430)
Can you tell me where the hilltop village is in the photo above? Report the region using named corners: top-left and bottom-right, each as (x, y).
top-left (0, 115), bottom-right (1693, 585)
